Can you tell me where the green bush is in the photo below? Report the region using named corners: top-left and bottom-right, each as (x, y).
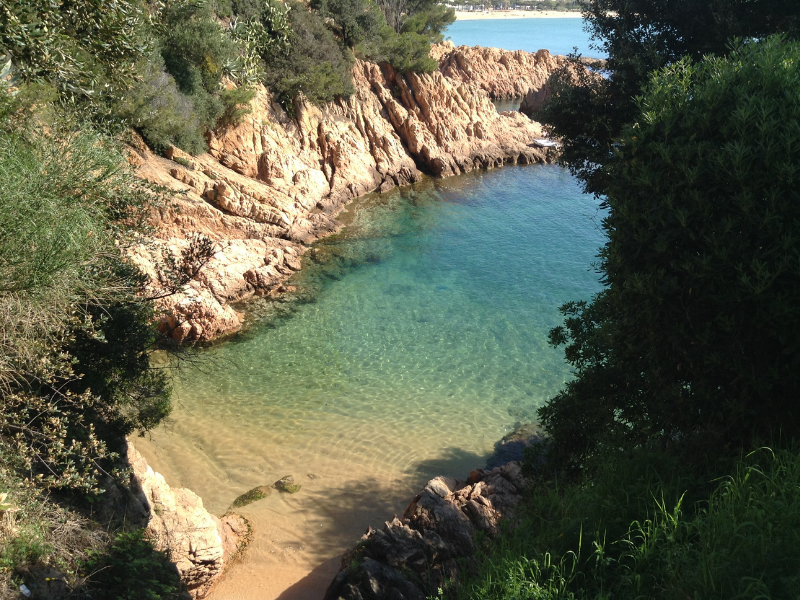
top-left (358, 26), bottom-right (437, 73)
top-left (311, 0), bottom-right (385, 48)
top-left (541, 36), bottom-right (800, 466)
top-left (452, 447), bottom-right (800, 600)
top-left (262, 1), bottom-right (354, 110)
top-left (0, 124), bottom-right (174, 491)
top-left (79, 530), bottom-right (185, 600)
top-left (115, 56), bottom-right (208, 154)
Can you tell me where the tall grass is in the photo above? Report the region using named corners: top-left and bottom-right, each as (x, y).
top-left (449, 447), bottom-right (800, 600)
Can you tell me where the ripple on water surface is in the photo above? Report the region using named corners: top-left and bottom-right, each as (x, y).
top-left (137, 165), bottom-right (606, 599)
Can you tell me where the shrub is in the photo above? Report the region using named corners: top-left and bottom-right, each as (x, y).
top-left (262, 1), bottom-right (354, 110)
top-left (358, 26), bottom-right (437, 73)
top-left (0, 125), bottom-right (173, 491)
top-left (541, 36), bottom-right (800, 466)
top-left (311, 0), bottom-right (385, 48)
top-left (79, 530), bottom-right (185, 600)
top-left (452, 447), bottom-right (800, 600)
top-left (115, 56), bottom-right (208, 154)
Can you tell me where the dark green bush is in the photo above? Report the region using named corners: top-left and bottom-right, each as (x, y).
top-left (79, 530), bottom-right (184, 600)
top-left (262, 1), bottom-right (354, 110)
top-left (311, 0), bottom-right (385, 48)
top-left (115, 56), bottom-right (207, 154)
top-left (541, 36), bottom-right (800, 467)
top-left (359, 26), bottom-right (437, 73)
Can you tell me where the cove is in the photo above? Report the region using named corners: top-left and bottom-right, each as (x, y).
top-left (136, 165), bottom-right (606, 599)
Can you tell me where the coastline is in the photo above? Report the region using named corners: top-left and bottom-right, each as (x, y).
top-left (454, 10), bottom-right (583, 20)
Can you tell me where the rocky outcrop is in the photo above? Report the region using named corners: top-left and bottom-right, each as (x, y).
top-left (124, 443), bottom-right (249, 599)
top-left (133, 47), bottom-right (565, 341)
top-left (324, 462), bottom-right (527, 600)
top-left (434, 41), bottom-right (568, 100)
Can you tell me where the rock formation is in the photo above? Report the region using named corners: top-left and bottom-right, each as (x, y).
top-left (123, 443), bottom-right (249, 599)
top-left (434, 41), bottom-right (568, 100)
top-left (324, 462), bottom-right (527, 600)
top-left (133, 46), bottom-right (566, 342)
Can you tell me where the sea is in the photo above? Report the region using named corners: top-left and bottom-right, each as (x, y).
top-left (445, 17), bottom-right (605, 58)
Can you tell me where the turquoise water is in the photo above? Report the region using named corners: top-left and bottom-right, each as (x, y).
top-left (445, 17), bottom-right (605, 58)
top-left (138, 165), bottom-right (605, 598)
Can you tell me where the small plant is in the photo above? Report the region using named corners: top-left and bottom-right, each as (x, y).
top-left (173, 156), bottom-right (194, 169)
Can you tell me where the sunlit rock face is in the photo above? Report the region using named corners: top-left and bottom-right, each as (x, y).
top-left (131, 46), bottom-right (562, 341)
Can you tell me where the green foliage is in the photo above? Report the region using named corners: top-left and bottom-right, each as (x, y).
top-left (0, 464), bottom-right (108, 592)
top-left (399, 2), bottom-right (454, 43)
top-left (452, 447), bottom-right (800, 600)
top-left (0, 124), bottom-right (175, 491)
top-left (541, 0), bottom-right (800, 196)
top-left (228, 0), bottom-right (292, 85)
top-left (0, 0), bottom-right (147, 103)
top-left (311, 0), bottom-right (385, 48)
top-left (112, 55), bottom-right (208, 154)
top-left (219, 86), bottom-right (256, 127)
top-left (158, 1), bottom-right (238, 128)
top-left (80, 529), bottom-right (185, 600)
top-left (377, 0), bottom-right (454, 40)
top-left (261, 0), bottom-right (354, 111)
top-left (541, 37), bottom-right (800, 466)
top-left (359, 26), bottom-right (437, 73)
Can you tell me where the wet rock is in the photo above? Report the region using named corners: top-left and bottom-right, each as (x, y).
top-left (231, 485), bottom-right (272, 508)
top-left (324, 463), bottom-right (526, 600)
top-left (486, 422), bottom-right (546, 470)
top-left (274, 475), bottom-right (301, 494)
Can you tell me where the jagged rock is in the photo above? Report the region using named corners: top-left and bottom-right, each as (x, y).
top-left (132, 47), bottom-right (564, 341)
top-left (324, 463), bottom-right (527, 600)
top-left (434, 42), bottom-right (567, 100)
top-left (126, 443), bottom-right (248, 599)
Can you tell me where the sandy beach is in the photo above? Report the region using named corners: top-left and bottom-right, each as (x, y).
top-left (455, 9), bottom-right (583, 20)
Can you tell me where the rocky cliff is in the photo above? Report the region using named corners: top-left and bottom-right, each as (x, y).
top-left (434, 42), bottom-right (568, 100)
top-left (131, 45), bottom-right (565, 342)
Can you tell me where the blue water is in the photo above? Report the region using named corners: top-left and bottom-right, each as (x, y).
top-left (445, 17), bottom-right (605, 58)
top-left (138, 165), bottom-right (606, 597)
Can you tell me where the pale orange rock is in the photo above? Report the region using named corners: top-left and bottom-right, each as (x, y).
top-left (132, 49), bottom-right (563, 342)
top-left (127, 443), bottom-right (247, 599)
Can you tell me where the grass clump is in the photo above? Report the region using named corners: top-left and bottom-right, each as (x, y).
top-left (448, 447), bottom-right (800, 600)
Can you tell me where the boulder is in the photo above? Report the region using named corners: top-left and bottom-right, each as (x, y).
top-left (324, 463), bottom-right (526, 600)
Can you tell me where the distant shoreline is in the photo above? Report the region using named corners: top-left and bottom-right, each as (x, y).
top-left (454, 10), bottom-right (583, 20)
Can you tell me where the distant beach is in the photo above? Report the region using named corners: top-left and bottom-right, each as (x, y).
top-left (455, 10), bottom-right (583, 20)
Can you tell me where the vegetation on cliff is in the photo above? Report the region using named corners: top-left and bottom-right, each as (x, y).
top-left (1, 0), bottom-right (453, 154)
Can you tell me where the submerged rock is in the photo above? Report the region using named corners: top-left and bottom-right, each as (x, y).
top-left (324, 463), bottom-right (526, 600)
top-left (274, 475), bottom-right (301, 494)
top-left (231, 485), bottom-right (272, 508)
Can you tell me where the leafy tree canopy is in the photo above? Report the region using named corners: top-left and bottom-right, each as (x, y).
top-left (539, 0), bottom-right (800, 196)
top-left (540, 36), bottom-right (800, 467)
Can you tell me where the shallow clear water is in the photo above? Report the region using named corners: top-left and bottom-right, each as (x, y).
top-left (138, 165), bottom-right (606, 599)
top-left (492, 97), bottom-right (521, 112)
top-left (445, 17), bottom-right (606, 58)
